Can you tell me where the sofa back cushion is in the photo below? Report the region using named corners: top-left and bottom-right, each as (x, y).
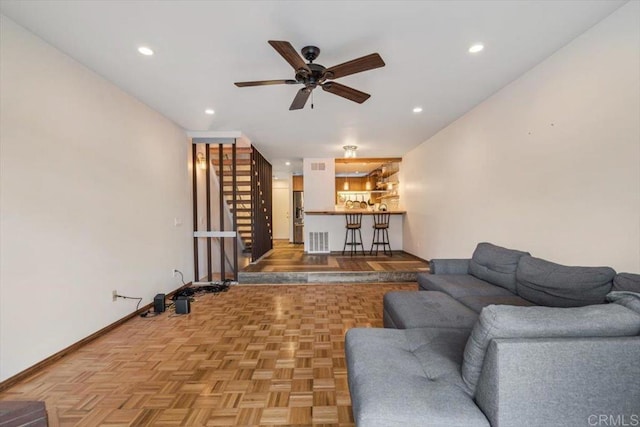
top-left (468, 242), bottom-right (529, 293)
top-left (516, 256), bottom-right (615, 307)
top-left (613, 273), bottom-right (640, 293)
top-left (461, 304), bottom-right (640, 395)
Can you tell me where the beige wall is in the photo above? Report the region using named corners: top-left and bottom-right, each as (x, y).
top-left (0, 16), bottom-right (193, 381)
top-left (401, 2), bottom-right (640, 272)
top-left (303, 158), bottom-right (336, 211)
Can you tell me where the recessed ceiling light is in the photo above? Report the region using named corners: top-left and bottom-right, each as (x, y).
top-left (285, 161), bottom-right (291, 166)
top-left (137, 46), bottom-right (154, 56)
top-left (468, 43), bottom-right (484, 53)
top-left (205, 109), bottom-right (215, 115)
top-left (413, 107), bottom-right (423, 113)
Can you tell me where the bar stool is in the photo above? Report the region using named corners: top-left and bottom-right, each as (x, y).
top-left (370, 213), bottom-right (392, 256)
top-left (342, 213), bottom-right (365, 256)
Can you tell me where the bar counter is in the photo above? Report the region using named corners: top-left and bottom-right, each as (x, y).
top-left (303, 210), bottom-right (405, 253)
top-left (305, 210), bottom-right (406, 215)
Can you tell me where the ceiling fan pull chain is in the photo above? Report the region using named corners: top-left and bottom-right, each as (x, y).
top-left (311, 90), bottom-right (314, 109)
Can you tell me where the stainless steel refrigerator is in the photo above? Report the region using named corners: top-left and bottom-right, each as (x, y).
top-left (293, 191), bottom-right (304, 244)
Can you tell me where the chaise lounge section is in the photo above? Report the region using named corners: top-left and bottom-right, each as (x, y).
top-left (346, 242), bottom-right (640, 427)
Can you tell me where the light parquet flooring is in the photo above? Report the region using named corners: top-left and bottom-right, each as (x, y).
top-left (1, 283), bottom-right (416, 426)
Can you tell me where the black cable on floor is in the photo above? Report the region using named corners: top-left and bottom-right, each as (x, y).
top-left (171, 279), bottom-right (231, 301)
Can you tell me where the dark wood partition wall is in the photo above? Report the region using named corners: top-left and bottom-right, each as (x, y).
top-left (192, 139), bottom-right (239, 282)
top-left (206, 144), bottom-right (212, 280)
top-left (231, 144), bottom-right (239, 278)
top-left (191, 143), bottom-right (199, 280)
top-left (192, 138), bottom-right (272, 279)
top-left (251, 147), bottom-right (273, 261)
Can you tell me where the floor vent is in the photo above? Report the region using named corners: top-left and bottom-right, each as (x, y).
top-left (308, 231), bottom-right (330, 253)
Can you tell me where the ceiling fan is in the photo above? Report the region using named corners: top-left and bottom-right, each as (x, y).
top-left (234, 40), bottom-right (385, 110)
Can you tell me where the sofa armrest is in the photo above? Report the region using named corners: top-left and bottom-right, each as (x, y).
top-left (475, 337), bottom-right (640, 427)
top-left (430, 258), bottom-right (470, 274)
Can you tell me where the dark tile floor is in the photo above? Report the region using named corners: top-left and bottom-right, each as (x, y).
top-left (239, 240), bottom-right (429, 284)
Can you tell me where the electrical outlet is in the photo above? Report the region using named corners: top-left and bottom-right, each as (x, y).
top-left (172, 269), bottom-right (178, 277)
top-left (112, 290), bottom-right (118, 302)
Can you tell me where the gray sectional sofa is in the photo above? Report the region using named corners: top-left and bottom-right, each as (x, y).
top-left (345, 242), bottom-right (640, 427)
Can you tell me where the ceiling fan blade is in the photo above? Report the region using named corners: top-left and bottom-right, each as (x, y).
top-left (235, 79), bottom-right (297, 87)
top-left (290, 88), bottom-right (312, 110)
top-left (268, 40), bottom-right (311, 73)
top-left (322, 82), bottom-right (370, 104)
top-left (325, 53), bottom-right (385, 79)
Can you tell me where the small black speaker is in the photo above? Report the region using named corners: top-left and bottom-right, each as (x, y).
top-left (154, 293), bottom-right (166, 313)
top-left (175, 296), bottom-right (190, 314)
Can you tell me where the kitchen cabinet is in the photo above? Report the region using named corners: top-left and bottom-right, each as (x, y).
top-left (334, 159), bottom-right (401, 209)
top-left (335, 176), bottom-right (367, 193)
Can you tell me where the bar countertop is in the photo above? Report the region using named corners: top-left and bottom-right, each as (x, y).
top-left (305, 210), bottom-right (406, 215)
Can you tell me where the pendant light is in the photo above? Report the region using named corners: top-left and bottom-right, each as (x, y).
top-left (343, 145), bottom-right (357, 158)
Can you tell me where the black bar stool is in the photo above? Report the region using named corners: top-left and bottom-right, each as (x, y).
top-left (370, 213), bottom-right (392, 256)
top-left (342, 213), bottom-right (365, 256)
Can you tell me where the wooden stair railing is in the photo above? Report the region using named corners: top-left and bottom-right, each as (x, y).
top-left (250, 147), bottom-right (273, 261)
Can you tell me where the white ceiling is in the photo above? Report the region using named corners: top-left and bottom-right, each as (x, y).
top-left (0, 0), bottom-right (626, 177)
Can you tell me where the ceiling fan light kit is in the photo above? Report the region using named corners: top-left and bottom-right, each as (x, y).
top-left (235, 40), bottom-right (385, 110)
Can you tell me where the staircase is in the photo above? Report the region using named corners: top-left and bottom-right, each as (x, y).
top-left (210, 146), bottom-right (254, 252)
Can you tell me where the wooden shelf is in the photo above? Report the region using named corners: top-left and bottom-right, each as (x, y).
top-left (369, 163), bottom-right (400, 179)
top-left (336, 160), bottom-right (401, 205)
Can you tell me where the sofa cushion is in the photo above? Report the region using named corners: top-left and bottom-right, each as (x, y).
top-left (461, 304), bottom-right (640, 394)
top-left (613, 273), bottom-right (640, 293)
top-left (457, 295), bottom-right (535, 313)
top-left (383, 291), bottom-right (478, 329)
top-left (468, 242), bottom-right (529, 293)
top-left (418, 274), bottom-right (515, 298)
top-left (346, 327), bottom-right (490, 427)
top-left (607, 291), bottom-right (640, 315)
top-left (515, 256), bottom-right (615, 307)
top-left (429, 258), bottom-right (470, 275)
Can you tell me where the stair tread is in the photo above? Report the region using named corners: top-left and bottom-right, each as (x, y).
top-left (209, 146), bottom-right (253, 153)
top-left (220, 171), bottom-right (252, 176)
top-left (210, 159), bottom-right (252, 165)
